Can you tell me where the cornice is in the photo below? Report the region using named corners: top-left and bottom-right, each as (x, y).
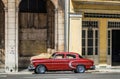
top-left (73, 0), bottom-right (120, 5)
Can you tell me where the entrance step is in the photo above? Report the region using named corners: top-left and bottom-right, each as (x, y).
top-left (111, 66), bottom-right (120, 69)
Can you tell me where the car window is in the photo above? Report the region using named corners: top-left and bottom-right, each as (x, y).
top-left (66, 54), bottom-right (76, 59)
top-left (79, 55), bottom-right (83, 58)
top-left (55, 54), bottom-right (64, 59)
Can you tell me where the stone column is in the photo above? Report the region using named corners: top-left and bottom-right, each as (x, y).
top-left (15, 7), bottom-right (19, 72)
top-left (5, 0), bottom-right (18, 73)
top-left (57, 10), bottom-right (64, 51)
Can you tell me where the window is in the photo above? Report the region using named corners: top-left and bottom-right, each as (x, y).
top-left (66, 54), bottom-right (76, 59)
top-left (55, 54), bottom-right (64, 59)
top-left (82, 21), bottom-right (99, 56)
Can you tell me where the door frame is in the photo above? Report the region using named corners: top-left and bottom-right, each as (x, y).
top-left (107, 29), bottom-right (120, 66)
top-left (112, 30), bottom-right (120, 66)
top-left (107, 20), bottom-right (120, 66)
top-left (82, 20), bottom-right (99, 65)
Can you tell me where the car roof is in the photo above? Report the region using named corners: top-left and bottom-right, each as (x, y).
top-left (55, 52), bottom-right (79, 55)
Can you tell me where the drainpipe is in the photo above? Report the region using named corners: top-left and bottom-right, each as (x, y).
top-left (64, 0), bottom-right (70, 52)
top-left (55, 0), bottom-right (59, 51)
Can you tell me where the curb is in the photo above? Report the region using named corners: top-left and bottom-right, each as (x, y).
top-left (0, 69), bottom-right (120, 74)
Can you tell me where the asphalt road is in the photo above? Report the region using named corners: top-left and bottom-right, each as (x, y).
top-left (0, 72), bottom-right (120, 79)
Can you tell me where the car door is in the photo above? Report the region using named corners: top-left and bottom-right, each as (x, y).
top-left (66, 54), bottom-right (77, 70)
top-left (51, 54), bottom-right (68, 70)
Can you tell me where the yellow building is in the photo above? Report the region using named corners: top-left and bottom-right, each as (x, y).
top-left (69, 0), bottom-right (120, 67)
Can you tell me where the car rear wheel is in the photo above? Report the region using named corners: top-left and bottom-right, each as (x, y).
top-left (35, 65), bottom-right (46, 74)
top-left (76, 65), bottom-right (85, 73)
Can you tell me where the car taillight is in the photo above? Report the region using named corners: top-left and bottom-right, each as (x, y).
top-left (30, 60), bottom-right (33, 64)
top-left (92, 62), bottom-right (94, 65)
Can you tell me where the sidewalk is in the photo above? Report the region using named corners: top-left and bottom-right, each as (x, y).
top-left (0, 69), bottom-right (5, 73)
top-left (0, 69), bottom-right (32, 74)
top-left (95, 67), bottom-right (120, 73)
top-left (0, 68), bottom-right (120, 74)
top-left (87, 66), bottom-right (120, 73)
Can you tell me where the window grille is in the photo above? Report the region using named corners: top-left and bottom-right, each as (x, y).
top-left (108, 22), bottom-right (120, 28)
top-left (84, 13), bottom-right (120, 18)
top-left (82, 21), bottom-right (98, 28)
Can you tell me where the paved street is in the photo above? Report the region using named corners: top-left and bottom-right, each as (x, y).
top-left (0, 72), bottom-right (120, 79)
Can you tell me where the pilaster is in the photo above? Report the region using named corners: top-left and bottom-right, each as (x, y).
top-left (5, 0), bottom-right (18, 73)
top-left (57, 9), bottom-right (64, 51)
top-left (69, 13), bottom-right (82, 54)
top-left (99, 19), bottom-right (107, 65)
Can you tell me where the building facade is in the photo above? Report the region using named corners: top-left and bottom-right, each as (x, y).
top-left (0, 0), bottom-right (120, 73)
top-left (69, 0), bottom-right (120, 67)
top-left (0, 0), bottom-right (65, 73)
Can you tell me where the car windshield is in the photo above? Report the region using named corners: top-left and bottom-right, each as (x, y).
top-left (79, 55), bottom-right (83, 58)
top-left (49, 53), bottom-right (56, 59)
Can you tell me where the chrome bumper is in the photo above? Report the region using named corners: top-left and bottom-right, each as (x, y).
top-left (90, 65), bottom-right (95, 70)
top-left (28, 65), bottom-right (35, 71)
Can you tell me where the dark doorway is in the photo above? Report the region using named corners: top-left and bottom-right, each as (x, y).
top-left (112, 30), bottom-right (120, 66)
top-left (18, 0), bottom-right (55, 69)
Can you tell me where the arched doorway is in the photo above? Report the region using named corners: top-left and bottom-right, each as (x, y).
top-left (19, 0), bottom-right (55, 69)
top-left (0, 0), bottom-right (5, 69)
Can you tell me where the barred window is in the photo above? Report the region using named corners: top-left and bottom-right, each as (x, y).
top-left (82, 21), bottom-right (99, 55)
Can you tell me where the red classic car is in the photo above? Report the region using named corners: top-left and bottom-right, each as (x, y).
top-left (28, 52), bottom-right (95, 74)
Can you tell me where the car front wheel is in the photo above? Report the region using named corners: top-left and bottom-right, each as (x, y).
top-left (35, 65), bottom-right (46, 74)
top-left (76, 65), bottom-right (85, 73)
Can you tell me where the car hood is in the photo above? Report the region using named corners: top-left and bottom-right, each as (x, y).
top-left (82, 58), bottom-right (94, 63)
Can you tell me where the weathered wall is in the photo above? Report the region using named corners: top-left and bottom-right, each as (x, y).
top-left (18, 0), bottom-right (56, 68)
top-left (0, 0), bottom-right (65, 72)
top-left (19, 13), bottom-right (47, 56)
top-left (0, 0), bottom-right (5, 68)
